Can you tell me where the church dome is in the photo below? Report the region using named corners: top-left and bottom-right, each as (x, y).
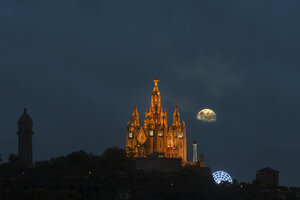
top-left (18, 108), bottom-right (33, 129)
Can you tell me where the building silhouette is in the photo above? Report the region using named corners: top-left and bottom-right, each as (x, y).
top-left (17, 108), bottom-right (33, 166)
top-left (256, 167), bottom-right (279, 187)
top-left (135, 152), bottom-right (182, 172)
top-left (126, 79), bottom-right (187, 163)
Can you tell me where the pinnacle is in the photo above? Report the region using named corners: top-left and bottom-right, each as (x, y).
top-left (132, 105), bottom-right (139, 116)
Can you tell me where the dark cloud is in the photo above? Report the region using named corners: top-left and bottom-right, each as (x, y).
top-left (1, 0), bottom-right (300, 186)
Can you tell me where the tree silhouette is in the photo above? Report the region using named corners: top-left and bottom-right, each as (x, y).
top-left (8, 154), bottom-right (18, 164)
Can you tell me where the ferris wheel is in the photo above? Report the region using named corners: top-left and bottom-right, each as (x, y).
top-left (212, 171), bottom-right (233, 184)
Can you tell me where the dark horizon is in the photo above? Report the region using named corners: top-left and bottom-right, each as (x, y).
top-left (1, 0), bottom-right (300, 186)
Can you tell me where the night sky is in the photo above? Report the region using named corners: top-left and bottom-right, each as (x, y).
top-left (1, 0), bottom-right (300, 186)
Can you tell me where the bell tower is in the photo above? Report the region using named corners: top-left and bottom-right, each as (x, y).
top-left (17, 107), bottom-right (34, 166)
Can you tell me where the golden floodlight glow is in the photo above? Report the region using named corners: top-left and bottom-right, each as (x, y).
top-left (196, 109), bottom-right (216, 122)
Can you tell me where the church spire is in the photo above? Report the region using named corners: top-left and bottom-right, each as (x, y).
top-left (150, 79), bottom-right (161, 113)
top-left (173, 105), bottom-right (180, 116)
top-left (131, 105), bottom-right (140, 127)
top-left (132, 105), bottom-right (139, 116)
top-left (172, 105), bottom-right (181, 128)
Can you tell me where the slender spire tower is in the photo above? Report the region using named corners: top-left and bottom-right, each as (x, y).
top-left (131, 105), bottom-right (140, 127)
top-left (17, 107), bottom-right (34, 166)
top-left (193, 141), bottom-right (197, 162)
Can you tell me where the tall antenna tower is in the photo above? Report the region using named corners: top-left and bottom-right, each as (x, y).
top-left (193, 141), bottom-right (197, 162)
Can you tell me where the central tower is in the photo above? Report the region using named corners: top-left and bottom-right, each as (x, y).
top-left (126, 80), bottom-right (187, 163)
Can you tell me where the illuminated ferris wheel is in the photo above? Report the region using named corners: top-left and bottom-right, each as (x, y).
top-left (212, 171), bottom-right (233, 184)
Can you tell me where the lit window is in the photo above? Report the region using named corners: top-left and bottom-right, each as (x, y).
top-left (129, 132), bottom-right (133, 138)
top-left (149, 130), bottom-right (153, 136)
top-left (158, 131), bottom-right (163, 137)
top-left (178, 132), bottom-right (183, 138)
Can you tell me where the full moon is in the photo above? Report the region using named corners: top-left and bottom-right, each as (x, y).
top-left (196, 109), bottom-right (216, 122)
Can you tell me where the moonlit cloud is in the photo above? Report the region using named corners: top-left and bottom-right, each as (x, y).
top-left (178, 54), bottom-right (243, 96)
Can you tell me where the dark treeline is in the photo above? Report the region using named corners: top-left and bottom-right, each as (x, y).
top-left (0, 147), bottom-right (298, 200)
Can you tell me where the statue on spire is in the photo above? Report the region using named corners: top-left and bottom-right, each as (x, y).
top-left (153, 79), bottom-right (160, 89)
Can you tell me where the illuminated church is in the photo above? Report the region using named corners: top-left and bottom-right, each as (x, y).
top-left (126, 79), bottom-right (187, 163)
